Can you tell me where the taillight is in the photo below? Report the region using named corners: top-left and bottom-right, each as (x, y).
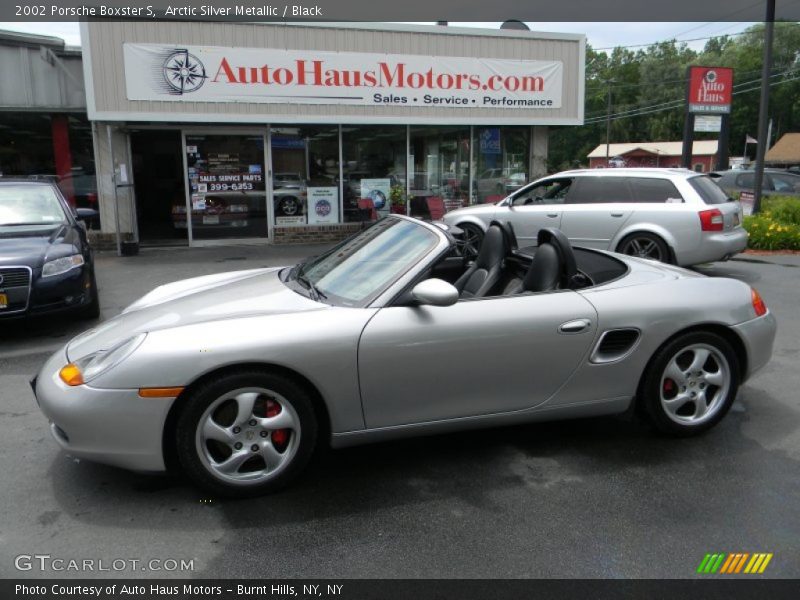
top-left (699, 209), bottom-right (724, 231)
top-left (751, 287), bottom-right (767, 317)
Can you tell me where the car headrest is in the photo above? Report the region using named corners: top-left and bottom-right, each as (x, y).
top-left (489, 220), bottom-right (519, 252)
top-left (537, 227), bottom-right (577, 287)
top-left (475, 224), bottom-right (508, 268)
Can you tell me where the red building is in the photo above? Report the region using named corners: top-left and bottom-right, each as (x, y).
top-left (587, 141), bottom-right (719, 172)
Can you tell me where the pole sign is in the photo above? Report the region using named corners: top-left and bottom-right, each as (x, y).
top-left (694, 114), bottom-right (722, 132)
top-left (688, 66), bottom-right (733, 114)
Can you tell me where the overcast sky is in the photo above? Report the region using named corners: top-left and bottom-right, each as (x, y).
top-left (0, 21), bottom-right (755, 50)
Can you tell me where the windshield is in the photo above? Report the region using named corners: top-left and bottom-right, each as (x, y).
top-left (0, 185), bottom-right (67, 226)
top-left (297, 217), bottom-right (440, 307)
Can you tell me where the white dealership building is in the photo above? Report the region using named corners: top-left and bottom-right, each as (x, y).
top-left (81, 21), bottom-right (585, 246)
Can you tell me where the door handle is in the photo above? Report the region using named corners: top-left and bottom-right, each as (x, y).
top-left (546, 213), bottom-right (559, 218)
top-left (611, 212), bottom-right (625, 217)
top-left (559, 319), bottom-right (592, 334)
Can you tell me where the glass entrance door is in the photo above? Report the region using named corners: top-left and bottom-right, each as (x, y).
top-left (183, 133), bottom-right (268, 241)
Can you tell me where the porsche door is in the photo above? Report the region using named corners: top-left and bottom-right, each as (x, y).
top-left (357, 291), bottom-right (598, 429)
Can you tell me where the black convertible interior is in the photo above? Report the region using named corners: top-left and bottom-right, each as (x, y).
top-left (421, 222), bottom-right (628, 301)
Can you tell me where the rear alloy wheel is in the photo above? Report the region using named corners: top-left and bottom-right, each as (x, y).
top-left (459, 223), bottom-right (484, 261)
top-left (279, 197), bottom-right (300, 216)
top-left (176, 371), bottom-right (317, 497)
top-left (618, 233), bottom-right (669, 263)
top-left (641, 332), bottom-right (739, 436)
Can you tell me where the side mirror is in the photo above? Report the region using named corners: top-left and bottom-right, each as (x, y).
top-left (411, 278), bottom-right (459, 307)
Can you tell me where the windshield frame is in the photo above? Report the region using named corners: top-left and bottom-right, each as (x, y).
top-left (0, 182), bottom-right (71, 228)
top-left (285, 215), bottom-right (451, 309)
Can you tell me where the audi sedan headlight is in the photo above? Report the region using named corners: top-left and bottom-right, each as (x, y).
top-left (59, 334), bottom-right (147, 386)
top-left (42, 254), bottom-right (84, 278)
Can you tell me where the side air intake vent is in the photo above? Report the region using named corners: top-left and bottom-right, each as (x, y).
top-left (591, 329), bottom-right (641, 364)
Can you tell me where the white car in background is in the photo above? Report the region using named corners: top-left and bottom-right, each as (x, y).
top-left (444, 168), bottom-right (747, 266)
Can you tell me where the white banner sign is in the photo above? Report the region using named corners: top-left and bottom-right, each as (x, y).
top-left (307, 187), bottom-right (340, 224)
top-left (123, 43), bottom-right (563, 109)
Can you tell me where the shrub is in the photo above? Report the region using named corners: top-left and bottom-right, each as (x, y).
top-left (744, 214), bottom-right (800, 250)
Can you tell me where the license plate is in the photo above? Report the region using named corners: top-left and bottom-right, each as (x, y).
top-left (0, 293), bottom-right (7, 309)
top-left (202, 215), bottom-right (220, 225)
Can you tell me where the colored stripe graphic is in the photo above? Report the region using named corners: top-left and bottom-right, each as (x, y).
top-left (701, 553), bottom-right (773, 574)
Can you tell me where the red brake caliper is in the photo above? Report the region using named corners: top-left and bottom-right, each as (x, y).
top-left (663, 379), bottom-right (674, 393)
top-left (266, 399), bottom-right (289, 451)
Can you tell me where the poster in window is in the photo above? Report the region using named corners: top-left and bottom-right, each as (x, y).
top-left (307, 187), bottom-right (340, 225)
top-left (360, 178), bottom-right (391, 216)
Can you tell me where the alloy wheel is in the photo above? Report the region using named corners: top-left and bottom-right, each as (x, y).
top-left (460, 225), bottom-right (484, 260)
top-left (622, 236), bottom-right (665, 261)
top-left (659, 343), bottom-right (731, 425)
top-left (280, 198), bottom-right (299, 216)
top-left (195, 387), bottom-right (300, 484)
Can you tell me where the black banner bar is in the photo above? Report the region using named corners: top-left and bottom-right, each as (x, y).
top-left (4, 579), bottom-right (800, 600)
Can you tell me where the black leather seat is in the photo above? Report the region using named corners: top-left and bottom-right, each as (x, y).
top-left (455, 224), bottom-right (508, 298)
top-left (513, 228), bottom-right (578, 294)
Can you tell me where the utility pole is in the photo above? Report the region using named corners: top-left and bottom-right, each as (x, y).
top-left (753, 0), bottom-right (776, 215)
top-left (605, 79), bottom-right (615, 165)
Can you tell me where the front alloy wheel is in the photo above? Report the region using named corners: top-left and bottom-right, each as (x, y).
top-left (641, 332), bottom-right (739, 436)
top-left (176, 371), bottom-right (317, 496)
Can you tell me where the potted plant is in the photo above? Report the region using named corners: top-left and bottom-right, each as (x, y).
top-left (390, 185), bottom-right (407, 214)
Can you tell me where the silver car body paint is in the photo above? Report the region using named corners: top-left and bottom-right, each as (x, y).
top-left (442, 168), bottom-right (748, 266)
top-left (33, 216), bottom-right (775, 472)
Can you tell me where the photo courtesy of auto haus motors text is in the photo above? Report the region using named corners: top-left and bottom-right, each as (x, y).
top-left (14, 583), bottom-right (343, 597)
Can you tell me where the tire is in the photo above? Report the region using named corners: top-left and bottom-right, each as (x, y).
top-left (278, 196), bottom-right (300, 217)
top-left (459, 223), bottom-right (484, 261)
top-left (175, 370), bottom-right (318, 497)
top-left (617, 232), bottom-right (670, 263)
top-left (640, 331), bottom-right (740, 436)
top-left (79, 269), bottom-right (101, 320)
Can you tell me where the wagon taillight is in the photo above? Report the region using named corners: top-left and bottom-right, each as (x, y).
top-left (699, 208), bottom-right (724, 231)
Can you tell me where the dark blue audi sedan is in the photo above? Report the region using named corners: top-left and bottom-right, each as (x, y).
top-left (0, 180), bottom-right (99, 319)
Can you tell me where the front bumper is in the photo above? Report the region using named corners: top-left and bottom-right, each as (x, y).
top-left (1, 265), bottom-right (93, 319)
top-left (732, 311), bottom-right (777, 382)
top-left (32, 347), bottom-right (173, 472)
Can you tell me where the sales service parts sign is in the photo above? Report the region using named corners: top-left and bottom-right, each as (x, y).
top-left (123, 44), bottom-right (563, 109)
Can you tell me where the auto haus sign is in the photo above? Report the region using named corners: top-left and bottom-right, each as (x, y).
top-left (123, 43), bottom-right (563, 109)
top-left (688, 66), bottom-right (733, 114)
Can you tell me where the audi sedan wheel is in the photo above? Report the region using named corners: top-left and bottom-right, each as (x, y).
top-left (175, 371), bottom-right (317, 496)
top-left (619, 233), bottom-right (669, 263)
top-left (458, 224), bottom-right (484, 261)
top-left (641, 332), bottom-right (739, 436)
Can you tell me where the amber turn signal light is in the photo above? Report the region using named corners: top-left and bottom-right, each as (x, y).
top-left (59, 363), bottom-right (84, 386)
top-left (751, 287), bottom-right (767, 317)
top-left (138, 387), bottom-right (185, 398)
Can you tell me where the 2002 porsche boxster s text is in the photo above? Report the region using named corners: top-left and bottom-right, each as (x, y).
top-left (32, 216), bottom-right (775, 496)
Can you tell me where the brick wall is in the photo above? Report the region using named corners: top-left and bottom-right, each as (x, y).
top-left (273, 223), bottom-right (363, 245)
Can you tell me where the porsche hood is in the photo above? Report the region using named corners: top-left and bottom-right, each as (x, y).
top-left (67, 267), bottom-right (323, 359)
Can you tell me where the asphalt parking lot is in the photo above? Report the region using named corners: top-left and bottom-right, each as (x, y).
top-left (1, 247), bottom-right (799, 579)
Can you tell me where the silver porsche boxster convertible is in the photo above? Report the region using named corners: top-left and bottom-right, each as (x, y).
top-left (32, 216), bottom-right (776, 496)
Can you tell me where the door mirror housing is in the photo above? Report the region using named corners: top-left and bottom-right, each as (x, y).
top-left (411, 278), bottom-right (459, 307)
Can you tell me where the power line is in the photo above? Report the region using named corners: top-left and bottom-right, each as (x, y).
top-left (592, 29), bottom-right (749, 52)
top-left (582, 74), bottom-right (800, 125)
top-left (584, 68), bottom-right (798, 120)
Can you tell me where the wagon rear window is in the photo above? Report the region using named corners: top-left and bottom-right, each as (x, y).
top-left (689, 176), bottom-right (731, 205)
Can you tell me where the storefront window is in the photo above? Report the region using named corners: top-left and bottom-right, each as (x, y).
top-left (184, 134), bottom-right (267, 240)
top-left (472, 127), bottom-right (530, 204)
top-left (341, 126), bottom-right (406, 222)
top-left (409, 126), bottom-right (470, 219)
top-left (0, 112), bottom-right (99, 228)
top-left (271, 126), bottom-right (339, 227)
